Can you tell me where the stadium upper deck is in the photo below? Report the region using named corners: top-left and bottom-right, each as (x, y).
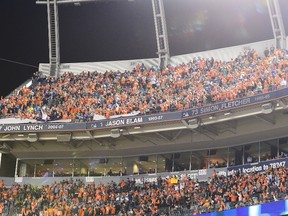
top-left (0, 37), bottom-right (288, 183)
top-left (0, 41), bottom-right (288, 161)
top-left (0, 42), bottom-right (287, 216)
top-left (0, 47), bottom-right (287, 122)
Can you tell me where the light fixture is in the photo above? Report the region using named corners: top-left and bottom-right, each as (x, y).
top-left (110, 129), bottom-right (121, 138)
top-left (261, 103), bottom-right (274, 114)
top-left (208, 116), bottom-right (216, 120)
top-left (57, 133), bottom-right (71, 142)
top-left (27, 133), bottom-right (38, 142)
top-left (187, 118), bottom-right (199, 129)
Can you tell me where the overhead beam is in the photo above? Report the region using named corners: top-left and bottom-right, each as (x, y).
top-left (19, 141), bottom-right (38, 150)
top-left (85, 131), bottom-right (103, 146)
top-left (155, 132), bottom-right (171, 142)
top-left (222, 121), bottom-right (237, 130)
top-left (202, 125), bottom-right (219, 136)
top-left (254, 114), bottom-right (275, 125)
top-left (134, 136), bottom-right (158, 146)
top-left (123, 135), bottom-right (135, 142)
top-left (70, 140), bottom-right (84, 148)
top-left (195, 128), bottom-right (215, 141)
top-left (172, 130), bottom-right (182, 140)
top-left (85, 131), bottom-right (94, 139)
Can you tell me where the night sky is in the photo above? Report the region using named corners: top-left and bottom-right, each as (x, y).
top-left (0, 0), bottom-right (287, 97)
top-left (0, 1), bottom-right (48, 97)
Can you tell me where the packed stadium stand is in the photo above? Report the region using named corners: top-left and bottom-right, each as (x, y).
top-left (0, 164), bottom-right (286, 215)
top-left (0, 44), bottom-right (287, 215)
top-left (1, 0), bottom-right (288, 215)
top-left (0, 47), bottom-right (287, 122)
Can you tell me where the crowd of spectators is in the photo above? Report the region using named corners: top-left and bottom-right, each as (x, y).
top-left (0, 47), bottom-right (288, 121)
top-left (0, 165), bottom-right (286, 215)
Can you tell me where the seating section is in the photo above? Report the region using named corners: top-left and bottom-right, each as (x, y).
top-left (0, 47), bottom-right (287, 215)
top-left (0, 163), bottom-right (286, 215)
top-left (0, 48), bottom-right (287, 122)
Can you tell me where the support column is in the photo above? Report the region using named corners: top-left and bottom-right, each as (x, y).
top-left (267, 0), bottom-right (286, 49)
top-left (151, 0), bottom-right (170, 69)
top-left (14, 158), bottom-right (19, 177)
top-left (47, 0), bottom-right (60, 77)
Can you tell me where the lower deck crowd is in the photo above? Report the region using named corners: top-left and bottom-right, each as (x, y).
top-left (0, 166), bottom-right (287, 216)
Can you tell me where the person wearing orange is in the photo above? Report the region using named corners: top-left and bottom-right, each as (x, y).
top-left (47, 206), bottom-right (54, 216)
top-left (0, 203), bottom-right (4, 216)
top-left (0, 180), bottom-right (4, 192)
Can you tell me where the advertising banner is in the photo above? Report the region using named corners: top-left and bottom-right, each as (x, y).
top-left (227, 157), bottom-right (288, 176)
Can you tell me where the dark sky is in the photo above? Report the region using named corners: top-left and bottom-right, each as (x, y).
top-left (165, 0), bottom-right (274, 55)
top-left (0, 1), bottom-right (48, 97)
top-left (0, 0), bottom-right (286, 97)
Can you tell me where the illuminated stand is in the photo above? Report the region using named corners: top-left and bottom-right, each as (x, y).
top-left (36, 0), bottom-right (170, 75)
